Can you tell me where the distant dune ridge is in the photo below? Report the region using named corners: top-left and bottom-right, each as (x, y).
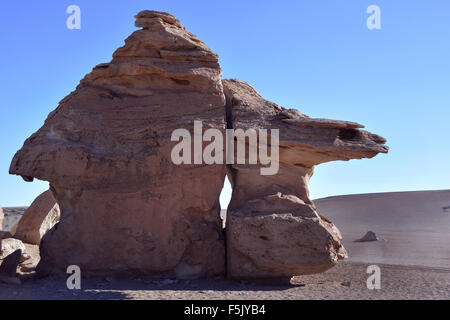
top-left (314, 190), bottom-right (450, 269)
top-left (0, 207), bottom-right (26, 232)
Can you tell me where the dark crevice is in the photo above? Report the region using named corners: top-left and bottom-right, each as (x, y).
top-left (224, 85), bottom-right (233, 130)
top-left (222, 85), bottom-right (235, 278)
top-left (170, 78), bottom-right (190, 86)
top-left (220, 175), bottom-right (231, 278)
top-left (338, 128), bottom-right (358, 141)
top-left (21, 175), bottom-right (34, 182)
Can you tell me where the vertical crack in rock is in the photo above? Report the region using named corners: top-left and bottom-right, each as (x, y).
top-left (224, 84), bottom-right (234, 130)
top-left (222, 82), bottom-right (236, 277)
top-left (10, 10), bottom-right (227, 278)
top-left (222, 79), bottom-right (388, 281)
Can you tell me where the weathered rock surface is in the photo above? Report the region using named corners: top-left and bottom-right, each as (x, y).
top-left (223, 79), bottom-right (388, 280)
top-left (0, 238), bottom-right (25, 260)
top-left (9, 11), bottom-right (388, 280)
top-left (9, 222), bottom-right (18, 236)
top-left (0, 248), bottom-right (22, 285)
top-left (13, 190), bottom-right (60, 245)
top-left (10, 11), bottom-right (226, 277)
top-left (0, 249), bottom-right (22, 277)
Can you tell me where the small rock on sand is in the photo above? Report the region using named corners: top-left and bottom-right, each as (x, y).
top-left (356, 231), bottom-right (379, 242)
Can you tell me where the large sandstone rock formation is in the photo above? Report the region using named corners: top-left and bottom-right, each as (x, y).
top-left (0, 249), bottom-right (22, 285)
top-left (223, 79), bottom-right (387, 280)
top-left (10, 11), bottom-right (227, 278)
top-left (9, 11), bottom-right (388, 280)
top-left (13, 190), bottom-right (60, 245)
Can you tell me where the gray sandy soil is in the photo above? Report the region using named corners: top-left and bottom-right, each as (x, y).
top-left (0, 262), bottom-right (449, 300)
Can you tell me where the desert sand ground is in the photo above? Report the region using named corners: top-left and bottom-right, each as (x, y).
top-left (1, 190), bottom-right (449, 300)
top-left (0, 261), bottom-right (448, 300)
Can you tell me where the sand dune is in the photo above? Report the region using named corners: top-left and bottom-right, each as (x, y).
top-left (314, 190), bottom-right (450, 269)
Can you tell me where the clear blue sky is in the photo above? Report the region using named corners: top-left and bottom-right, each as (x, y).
top-left (1, 1), bottom-right (449, 207)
